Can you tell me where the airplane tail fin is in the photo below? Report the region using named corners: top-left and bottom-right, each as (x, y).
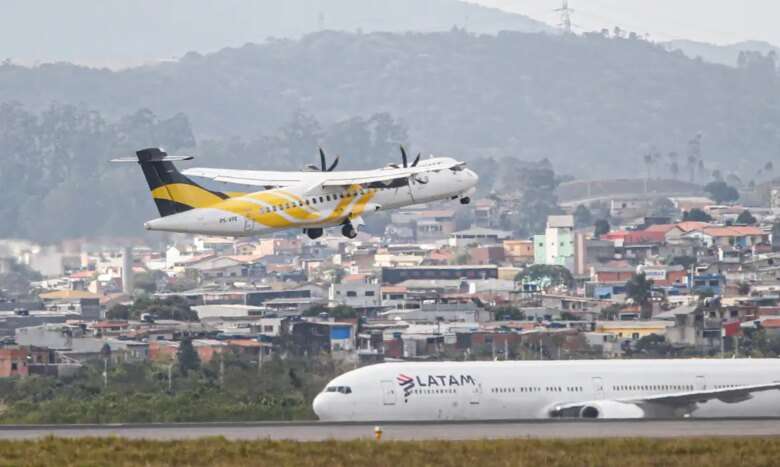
top-left (113, 147), bottom-right (230, 217)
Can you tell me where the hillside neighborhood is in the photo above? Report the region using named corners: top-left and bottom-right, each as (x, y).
top-left (3, 188), bottom-right (780, 380)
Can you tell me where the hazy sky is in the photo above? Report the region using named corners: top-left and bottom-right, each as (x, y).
top-left (473, 0), bottom-right (779, 45)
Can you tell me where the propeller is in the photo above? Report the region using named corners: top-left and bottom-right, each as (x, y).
top-left (399, 145), bottom-right (421, 168)
top-left (306, 147), bottom-right (339, 172)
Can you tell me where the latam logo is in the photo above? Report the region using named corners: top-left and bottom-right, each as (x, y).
top-left (396, 374), bottom-right (477, 402)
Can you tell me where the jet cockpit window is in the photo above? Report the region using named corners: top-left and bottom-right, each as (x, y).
top-left (325, 386), bottom-right (352, 394)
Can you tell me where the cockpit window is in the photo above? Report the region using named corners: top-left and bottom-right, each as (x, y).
top-left (325, 386), bottom-right (352, 394)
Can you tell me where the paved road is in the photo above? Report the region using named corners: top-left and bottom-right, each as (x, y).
top-left (2, 419), bottom-right (780, 441)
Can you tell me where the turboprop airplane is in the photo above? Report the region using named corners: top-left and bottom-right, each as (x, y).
top-left (313, 359), bottom-right (780, 421)
top-left (113, 146), bottom-right (478, 239)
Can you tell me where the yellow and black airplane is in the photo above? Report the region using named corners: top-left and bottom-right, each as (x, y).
top-left (115, 147), bottom-right (478, 239)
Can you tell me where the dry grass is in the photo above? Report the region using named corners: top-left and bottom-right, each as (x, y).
top-left (0, 436), bottom-right (778, 467)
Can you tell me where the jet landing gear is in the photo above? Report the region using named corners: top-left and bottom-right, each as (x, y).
top-left (460, 196), bottom-right (471, 205)
top-left (341, 222), bottom-right (358, 239)
top-left (304, 228), bottom-right (323, 240)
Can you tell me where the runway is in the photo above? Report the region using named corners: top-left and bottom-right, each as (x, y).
top-left (1, 419), bottom-right (780, 441)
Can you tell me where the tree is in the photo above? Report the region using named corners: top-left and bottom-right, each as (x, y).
top-left (493, 306), bottom-right (524, 321)
top-left (133, 272), bottom-right (160, 294)
top-left (177, 338), bottom-right (201, 375)
top-left (704, 181), bottom-right (739, 204)
top-left (736, 210), bottom-right (757, 225)
top-left (573, 205), bottom-right (592, 228)
top-left (105, 304), bottom-right (131, 320)
top-left (303, 304), bottom-right (357, 320)
top-left (631, 334), bottom-right (673, 357)
top-left (682, 209), bottom-right (713, 222)
top-left (100, 342), bottom-right (112, 359)
top-left (625, 273), bottom-right (654, 319)
top-left (516, 265), bottom-right (575, 290)
top-left (649, 197), bottom-right (676, 217)
top-left (593, 219), bottom-right (610, 238)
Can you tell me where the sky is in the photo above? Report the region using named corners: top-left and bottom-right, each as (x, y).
top-left (471, 0), bottom-right (780, 45)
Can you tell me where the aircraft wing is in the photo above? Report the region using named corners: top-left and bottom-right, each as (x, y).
top-left (184, 159), bottom-right (466, 189)
top-left (321, 166), bottom-right (433, 187)
top-left (624, 382), bottom-right (780, 406)
top-left (548, 383), bottom-right (780, 418)
top-left (182, 167), bottom-right (315, 187)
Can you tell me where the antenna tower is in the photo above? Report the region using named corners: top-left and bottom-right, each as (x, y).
top-left (555, 0), bottom-right (574, 34)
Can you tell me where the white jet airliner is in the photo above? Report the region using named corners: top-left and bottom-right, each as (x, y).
top-left (114, 146), bottom-right (477, 239)
top-left (313, 360), bottom-right (780, 421)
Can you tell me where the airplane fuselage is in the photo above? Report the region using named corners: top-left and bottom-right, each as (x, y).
top-left (313, 360), bottom-right (780, 421)
top-left (144, 157), bottom-right (478, 236)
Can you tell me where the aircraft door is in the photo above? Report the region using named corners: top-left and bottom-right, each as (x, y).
top-left (381, 380), bottom-right (397, 406)
top-left (592, 377), bottom-right (605, 399)
top-left (696, 375), bottom-right (707, 391)
top-left (470, 383), bottom-right (482, 405)
top-left (242, 216), bottom-right (255, 234)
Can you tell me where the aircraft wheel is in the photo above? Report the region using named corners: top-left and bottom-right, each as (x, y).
top-left (341, 223), bottom-right (358, 239)
top-left (460, 196), bottom-right (471, 205)
top-left (305, 228), bottom-right (323, 240)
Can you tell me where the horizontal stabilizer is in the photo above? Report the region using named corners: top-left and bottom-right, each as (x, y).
top-left (111, 147), bottom-right (194, 163)
top-left (111, 155), bottom-right (194, 163)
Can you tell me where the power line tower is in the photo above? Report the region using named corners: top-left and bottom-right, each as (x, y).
top-left (554, 0), bottom-right (574, 34)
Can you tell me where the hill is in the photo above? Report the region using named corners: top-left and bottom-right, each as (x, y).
top-left (664, 39), bottom-right (780, 67)
top-left (0, 0), bottom-right (551, 67)
top-left (3, 30), bottom-right (778, 176)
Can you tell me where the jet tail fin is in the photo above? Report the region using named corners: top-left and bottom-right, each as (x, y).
top-left (113, 147), bottom-right (231, 217)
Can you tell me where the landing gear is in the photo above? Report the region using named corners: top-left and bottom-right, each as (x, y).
top-left (341, 222), bottom-right (358, 239)
top-left (304, 228), bottom-right (323, 240)
top-left (460, 196), bottom-right (471, 205)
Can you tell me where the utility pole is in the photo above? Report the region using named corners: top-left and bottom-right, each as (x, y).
top-left (554, 0), bottom-right (574, 34)
top-left (219, 352), bottom-right (225, 388)
top-left (168, 362), bottom-right (173, 392)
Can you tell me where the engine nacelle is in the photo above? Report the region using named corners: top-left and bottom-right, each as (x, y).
top-left (577, 401), bottom-right (645, 419)
top-left (548, 400), bottom-right (646, 419)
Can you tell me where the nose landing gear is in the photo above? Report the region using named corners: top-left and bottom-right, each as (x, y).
top-left (341, 222), bottom-right (358, 239)
top-left (460, 196), bottom-right (471, 205)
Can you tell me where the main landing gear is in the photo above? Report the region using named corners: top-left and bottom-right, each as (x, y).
top-left (341, 222), bottom-right (358, 239)
top-left (304, 228), bottom-right (323, 240)
top-left (460, 196), bottom-right (471, 205)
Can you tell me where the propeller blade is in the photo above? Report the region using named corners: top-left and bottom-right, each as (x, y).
top-left (327, 156), bottom-right (340, 172)
top-left (319, 147), bottom-right (327, 171)
top-left (400, 145), bottom-right (408, 168)
top-left (411, 153), bottom-right (421, 167)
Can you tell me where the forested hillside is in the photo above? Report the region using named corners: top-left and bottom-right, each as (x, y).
top-left (1, 0), bottom-right (550, 67)
top-left (1, 30), bottom-right (779, 240)
top-left (3, 30), bottom-right (779, 176)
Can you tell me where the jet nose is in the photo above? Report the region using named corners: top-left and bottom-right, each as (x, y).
top-left (313, 393), bottom-right (325, 420)
top-left (465, 169), bottom-right (479, 187)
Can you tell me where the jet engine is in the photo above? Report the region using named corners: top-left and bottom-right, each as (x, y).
top-left (577, 401), bottom-right (645, 419)
top-left (549, 400), bottom-right (645, 419)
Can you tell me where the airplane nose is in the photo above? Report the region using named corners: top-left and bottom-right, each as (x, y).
top-left (466, 169), bottom-right (479, 186)
top-left (313, 393), bottom-right (326, 420)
